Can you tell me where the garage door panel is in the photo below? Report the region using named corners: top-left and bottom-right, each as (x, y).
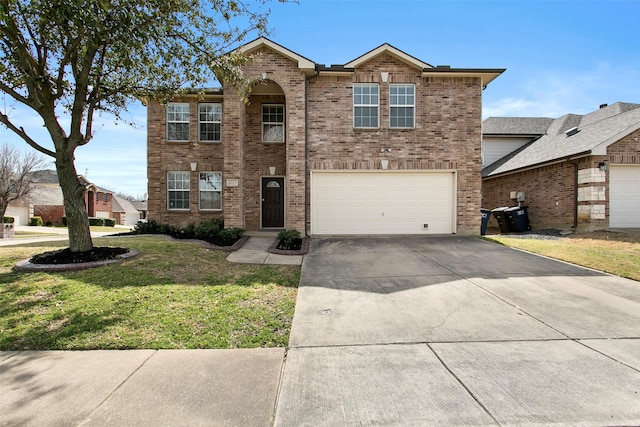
top-left (311, 171), bottom-right (455, 235)
top-left (610, 166), bottom-right (640, 228)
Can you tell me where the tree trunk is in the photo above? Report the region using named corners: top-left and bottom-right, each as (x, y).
top-left (55, 151), bottom-right (93, 252)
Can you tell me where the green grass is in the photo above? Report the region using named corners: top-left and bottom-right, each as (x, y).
top-left (486, 231), bottom-right (640, 282)
top-left (0, 236), bottom-right (299, 350)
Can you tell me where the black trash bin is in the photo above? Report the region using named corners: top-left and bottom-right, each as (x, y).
top-left (505, 206), bottom-right (531, 232)
top-left (491, 207), bottom-right (513, 234)
top-left (480, 208), bottom-right (491, 235)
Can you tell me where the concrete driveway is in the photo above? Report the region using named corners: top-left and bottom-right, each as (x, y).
top-left (275, 236), bottom-right (640, 426)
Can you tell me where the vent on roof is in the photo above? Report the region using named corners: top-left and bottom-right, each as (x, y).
top-left (564, 127), bottom-right (580, 137)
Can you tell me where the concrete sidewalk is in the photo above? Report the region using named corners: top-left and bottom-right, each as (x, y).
top-left (0, 349), bottom-right (284, 426)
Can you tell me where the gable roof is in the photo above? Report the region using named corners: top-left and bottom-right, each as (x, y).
top-left (112, 195), bottom-right (140, 214)
top-left (238, 37), bottom-right (316, 73)
top-left (484, 102), bottom-right (640, 177)
top-left (483, 117), bottom-right (554, 136)
top-left (238, 37), bottom-right (505, 87)
top-left (344, 43), bottom-right (433, 70)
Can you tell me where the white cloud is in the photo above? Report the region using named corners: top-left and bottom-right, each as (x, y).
top-left (483, 61), bottom-right (640, 119)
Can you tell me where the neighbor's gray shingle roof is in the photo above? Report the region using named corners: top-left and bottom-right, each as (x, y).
top-left (112, 196), bottom-right (140, 214)
top-left (484, 102), bottom-right (640, 177)
top-left (483, 117), bottom-right (554, 135)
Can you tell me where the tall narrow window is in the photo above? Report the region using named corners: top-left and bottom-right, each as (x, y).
top-left (167, 171), bottom-right (190, 210)
top-left (199, 172), bottom-right (222, 210)
top-left (390, 84), bottom-right (415, 128)
top-left (199, 103), bottom-right (222, 142)
top-left (353, 83), bottom-right (379, 128)
top-left (262, 104), bottom-right (284, 143)
top-left (167, 103), bottom-right (190, 141)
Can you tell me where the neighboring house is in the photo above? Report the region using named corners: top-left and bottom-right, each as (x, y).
top-left (482, 117), bottom-right (554, 167)
top-left (482, 102), bottom-right (640, 230)
top-left (130, 200), bottom-right (148, 221)
top-left (112, 195), bottom-right (142, 225)
top-left (78, 176), bottom-right (114, 219)
top-left (146, 37), bottom-right (504, 235)
top-left (5, 169), bottom-right (64, 225)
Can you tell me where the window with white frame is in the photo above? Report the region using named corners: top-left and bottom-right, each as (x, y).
top-left (353, 83), bottom-right (379, 128)
top-left (390, 84), bottom-right (415, 128)
top-left (199, 172), bottom-right (222, 210)
top-left (167, 103), bottom-right (190, 141)
top-left (262, 104), bottom-right (284, 143)
top-left (199, 103), bottom-right (222, 142)
top-left (167, 171), bottom-right (190, 210)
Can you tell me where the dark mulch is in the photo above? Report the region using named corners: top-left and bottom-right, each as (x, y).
top-left (276, 238), bottom-right (303, 251)
top-left (30, 247), bottom-right (130, 265)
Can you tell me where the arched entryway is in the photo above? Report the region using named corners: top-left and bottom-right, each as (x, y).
top-left (243, 79), bottom-right (287, 229)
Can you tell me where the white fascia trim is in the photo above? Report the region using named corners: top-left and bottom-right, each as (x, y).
top-left (239, 37), bottom-right (316, 72)
top-left (345, 44), bottom-right (431, 70)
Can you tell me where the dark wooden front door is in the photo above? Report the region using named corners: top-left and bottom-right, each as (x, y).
top-left (262, 177), bottom-right (284, 228)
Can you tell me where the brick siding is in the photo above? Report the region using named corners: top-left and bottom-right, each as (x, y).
top-left (147, 45), bottom-right (486, 234)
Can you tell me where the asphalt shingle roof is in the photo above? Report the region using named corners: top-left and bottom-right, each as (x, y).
top-left (484, 102), bottom-right (640, 177)
top-left (483, 117), bottom-right (554, 135)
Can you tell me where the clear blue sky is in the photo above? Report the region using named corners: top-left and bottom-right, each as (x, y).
top-left (2, 0), bottom-right (639, 197)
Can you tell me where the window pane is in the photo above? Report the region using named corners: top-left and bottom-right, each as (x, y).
top-left (199, 191), bottom-right (221, 210)
top-left (262, 105), bottom-right (284, 143)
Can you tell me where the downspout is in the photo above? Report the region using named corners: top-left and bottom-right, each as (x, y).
top-left (304, 70), bottom-right (320, 237)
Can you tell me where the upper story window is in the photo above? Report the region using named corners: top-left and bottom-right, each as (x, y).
top-left (353, 83), bottom-right (379, 128)
top-left (390, 84), bottom-right (415, 128)
top-left (103, 193), bottom-right (108, 203)
top-left (167, 171), bottom-right (190, 210)
top-left (167, 103), bottom-right (190, 142)
top-left (262, 104), bottom-right (284, 143)
top-left (199, 172), bottom-right (222, 210)
top-left (199, 103), bottom-right (222, 142)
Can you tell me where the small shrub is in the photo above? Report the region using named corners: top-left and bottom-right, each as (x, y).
top-left (104, 218), bottom-right (116, 227)
top-left (134, 220), bottom-right (160, 234)
top-left (194, 218), bottom-right (223, 239)
top-left (30, 216), bottom-right (43, 226)
top-left (89, 217), bottom-right (106, 226)
top-left (277, 229), bottom-right (302, 250)
top-left (45, 221), bottom-right (53, 227)
top-left (3, 216), bottom-right (14, 224)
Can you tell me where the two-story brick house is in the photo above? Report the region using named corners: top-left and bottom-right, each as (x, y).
top-left (146, 38), bottom-right (504, 235)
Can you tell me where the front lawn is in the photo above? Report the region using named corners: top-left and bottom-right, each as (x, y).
top-left (486, 231), bottom-right (640, 281)
top-left (0, 236), bottom-right (299, 350)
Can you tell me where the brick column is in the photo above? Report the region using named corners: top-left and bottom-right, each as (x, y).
top-left (223, 90), bottom-right (246, 228)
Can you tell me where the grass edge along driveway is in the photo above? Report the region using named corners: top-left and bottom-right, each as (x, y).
top-left (0, 236), bottom-right (299, 351)
top-left (485, 230), bottom-right (640, 282)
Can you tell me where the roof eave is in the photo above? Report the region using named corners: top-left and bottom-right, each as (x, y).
top-left (483, 150), bottom-right (592, 179)
top-left (422, 68), bottom-right (506, 87)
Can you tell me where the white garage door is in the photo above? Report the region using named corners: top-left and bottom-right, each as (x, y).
top-left (311, 171), bottom-right (456, 235)
top-left (6, 206), bottom-right (28, 225)
top-left (610, 165), bottom-right (640, 228)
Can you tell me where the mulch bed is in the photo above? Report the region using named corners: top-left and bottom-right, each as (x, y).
top-left (268, 237), bottom-right (310, 255)
top-left (30, 247), bottom-right (130, 264)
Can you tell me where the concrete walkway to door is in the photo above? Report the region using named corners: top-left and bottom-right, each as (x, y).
top-left (275, 235), bottom-right (640, 426)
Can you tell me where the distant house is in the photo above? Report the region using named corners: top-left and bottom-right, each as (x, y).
top-left (78, 176), bottom-right (114, 219)
top-left (482, 102), bottom-right (640, 230)
top-left (112, 195), bottom-right (142, 225)
top-left (5, 169), bottom-right (64, 225)
top-left (5, 171), bottom-right (147, 225)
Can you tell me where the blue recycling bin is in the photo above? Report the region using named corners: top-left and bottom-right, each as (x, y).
top-left (480, 208), bottom-right (491, 235)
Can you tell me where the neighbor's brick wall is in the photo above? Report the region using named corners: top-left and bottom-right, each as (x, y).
top-left (34, 205), bottom-right (65, 225)
top-left (306, 53), bottom-right (483, 234)
top-left (147, 95), bottom-right (226, 228)
top-left (481, 158), bottom-right (611, 230)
